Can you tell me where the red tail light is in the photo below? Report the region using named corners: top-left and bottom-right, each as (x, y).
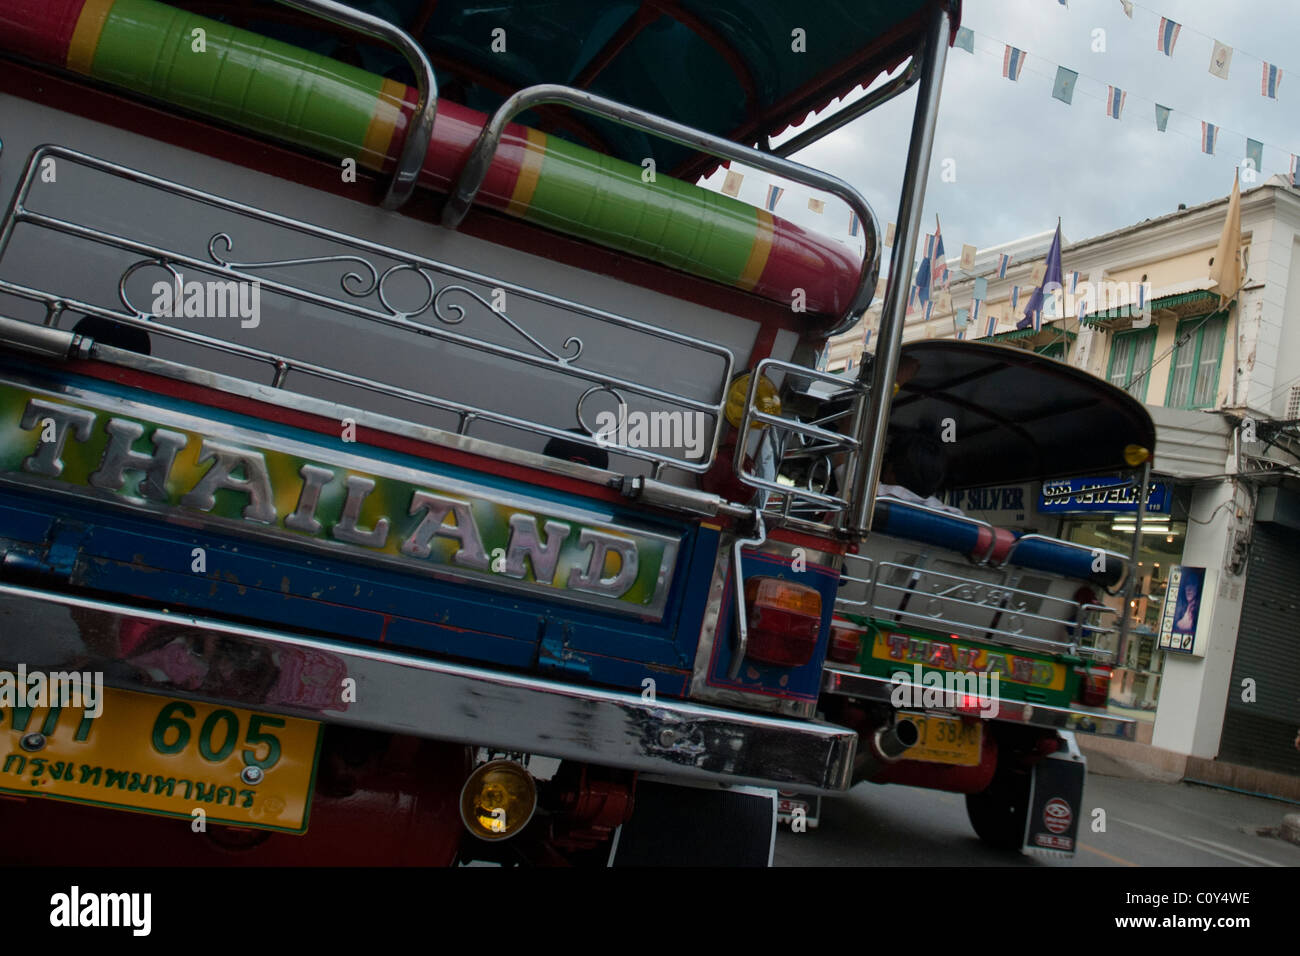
top-left (744, 577), bottom-right (823, 667)
top-left (1074, 665), bottom-right (1112, 708)
top-left (828, 621), bottom-right (864, 665)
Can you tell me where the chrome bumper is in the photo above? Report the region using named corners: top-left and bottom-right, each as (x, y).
top-left (822, 666), bottom-right (1138, 740)
top-left (0, 582), bottom-right (856, 792)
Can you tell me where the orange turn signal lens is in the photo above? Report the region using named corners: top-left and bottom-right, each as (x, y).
top-left (459, 760), bottom-right (538, 842)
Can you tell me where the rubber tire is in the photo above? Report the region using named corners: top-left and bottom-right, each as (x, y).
top-left (610, 782), bottom-right (776, 866)
top-left (965, 765), bottom-right (1032, 852)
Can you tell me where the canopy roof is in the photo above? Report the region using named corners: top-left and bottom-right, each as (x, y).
top-left (888, 340), bottom-right (1156, 488)
top-left (192, 0), bottom-right (960, 177)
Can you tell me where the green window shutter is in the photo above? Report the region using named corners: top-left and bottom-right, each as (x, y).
top-left (1192, 315), bottom-right (1227, 407)
top-left (1167, 321), bottom-right (1197, 407)
top-left (1107, 333), bottom-right (1134, 390)
top-left (1167, 314), bottom-right (1227, 408)
top-left (1108, 328), bottom-right (1154, 401)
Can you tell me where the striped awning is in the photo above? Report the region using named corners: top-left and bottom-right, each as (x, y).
top-left (1082, 289), bottom-right (1221, 327)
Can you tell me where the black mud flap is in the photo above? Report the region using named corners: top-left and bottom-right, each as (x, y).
top-left (1023, 731), bottom-right (1086, 860)
top-left (609, 781), bottom-right (777, 867)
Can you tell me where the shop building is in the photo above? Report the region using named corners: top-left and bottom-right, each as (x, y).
top-left (830, 175), bottom-right (1300, 784)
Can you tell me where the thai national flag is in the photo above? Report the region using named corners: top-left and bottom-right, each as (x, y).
top-left (1010, 286), bottom-right (1020, 311)
top-left (971, 299), bottom-right (981, 327)
top-left (1106, 86), bottom-right (1126, 120)
top-left (1003, 46), bottom-right (1025, 81)
top-left (849, 210), bottom-right (860, 237)
top-left (931, 223), bottom-right (949, 289)
top-left (1263, 62), bottom-right (1282, 99)
top-left (863, 329), bottom-right (872, 348)
top-left (925, 300), bottom-right (935, 321)
top-left (997, 253), bottom-right (1011, 278)
top-left (1070, 271), bottom-right (1080, 293)
top-left (1291, 154), bottom-right (1299, 187)
top-left (1201, 121), bottom-right (1218, 155)
top-left (765, 185), bottom-right (784, 211)
top-left (1157, 17), bottom-right (1180, 56)
top-left (986, 312), bottom-right (998, 338)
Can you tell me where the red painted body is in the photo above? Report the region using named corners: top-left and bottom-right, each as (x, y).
top-left (0, 730), bottom-right (471, 865)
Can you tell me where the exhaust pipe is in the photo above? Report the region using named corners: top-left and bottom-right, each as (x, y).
top-left (854, 717), bottom-right (919, 782)
top-left (874, 717), bottom-right (919, 760)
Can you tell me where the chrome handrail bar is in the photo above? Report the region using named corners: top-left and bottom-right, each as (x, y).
top-left (440, 84), bottom-right (882, 338)
top-left (275, 0), bottom-right (437, 210)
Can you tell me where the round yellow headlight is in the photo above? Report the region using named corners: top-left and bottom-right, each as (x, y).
top-left (1123, 444), bottom-right (1151, 466)
top-left (724, 373), bottom-right (781, 429)
top-left (459, 759), bottom-right (538, 842)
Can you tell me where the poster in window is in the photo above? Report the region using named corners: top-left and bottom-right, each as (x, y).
top-left (1157, 565), bottom-right (1216, 656)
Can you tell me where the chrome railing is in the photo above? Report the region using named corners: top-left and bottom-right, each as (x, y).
top-left (734, 358), bottom-right (870, 532)
top-left (834, 551), bottom-right (1120, 661)
top-left (0, 146), bottom-right (733, 476)
top-left (274, 0), bottom-right (437, 210)
top-left (440, 84), bottom-right (881, 338)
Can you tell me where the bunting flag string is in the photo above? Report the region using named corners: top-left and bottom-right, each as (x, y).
top-left (1123, 0), bottom-right (1290, 95)
top-left (764, 185), bottom-right (783, 211)
top-left (962, 23), bottom-right (1300, 175)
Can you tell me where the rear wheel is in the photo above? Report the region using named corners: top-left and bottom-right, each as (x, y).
top-left (965, 763), bottom-right (1031, 851)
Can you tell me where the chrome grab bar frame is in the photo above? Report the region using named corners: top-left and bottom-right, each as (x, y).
top-left (439, 83), bottom-right (881, 337)
top-left (275, 0), bottom-right (437, 211)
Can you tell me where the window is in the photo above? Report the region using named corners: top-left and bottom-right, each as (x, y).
top-left (1106, 327), bottom-right (1156, 400)
top-left (1165, 315), bottom-right (1227, 409)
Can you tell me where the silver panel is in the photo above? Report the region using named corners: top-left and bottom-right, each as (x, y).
top-left (0, 145), bottom-right (734, 476)
top-left (0, 582), bottom-right (857, 792)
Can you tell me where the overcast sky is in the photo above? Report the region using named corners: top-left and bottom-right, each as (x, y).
top-left (704, 0), bottom-right (1299, 273)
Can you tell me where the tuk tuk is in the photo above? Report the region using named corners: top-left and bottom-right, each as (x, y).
top-left (768, 339), bottom-right (1156, 858)
top-left (0, 0), bottom-right (963, 864)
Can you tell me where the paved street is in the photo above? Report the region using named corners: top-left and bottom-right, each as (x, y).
top-left (776, 769), bottom-right (1300, 867)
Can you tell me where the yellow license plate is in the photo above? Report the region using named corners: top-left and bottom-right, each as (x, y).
top-left (903, 713), bottom-right (983, 767)
top-left (1, 687), bottom-right (322, 833)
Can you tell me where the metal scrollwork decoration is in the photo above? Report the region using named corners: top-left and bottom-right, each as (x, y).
top-left (118, 258), bottom-right (184, 319)
top-left (208, 233), bottom-right (380, 298)
top-left (433, 285), bottom-right (583, 364)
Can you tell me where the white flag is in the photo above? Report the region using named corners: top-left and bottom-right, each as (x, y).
top-left (1209, 41), bottom-right (1232, 80)
top-left (721, 170), bottom-right (743, 197)
top-left (808, 197), bottom-right (825, 214)
top-left (960, 244), bottom-right (977, 272)
top-left (884, 222), bottom-right (896, 247)
top-left (1120, 0), bottom-right (1133, 17)
top-left (1030, 262), bottom-right (1047, 285)
top-left (874, 278), bottom-right (887, 299)
top-left (935, 291), bottom-right (953, 314)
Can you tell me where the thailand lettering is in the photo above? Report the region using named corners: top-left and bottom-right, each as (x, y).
top-left (11, 397), bottom-right (655, 605)
top-left (0, 664), bottom-right (103, 718)
top-left (881, 631), bottom-right (1057, 688)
